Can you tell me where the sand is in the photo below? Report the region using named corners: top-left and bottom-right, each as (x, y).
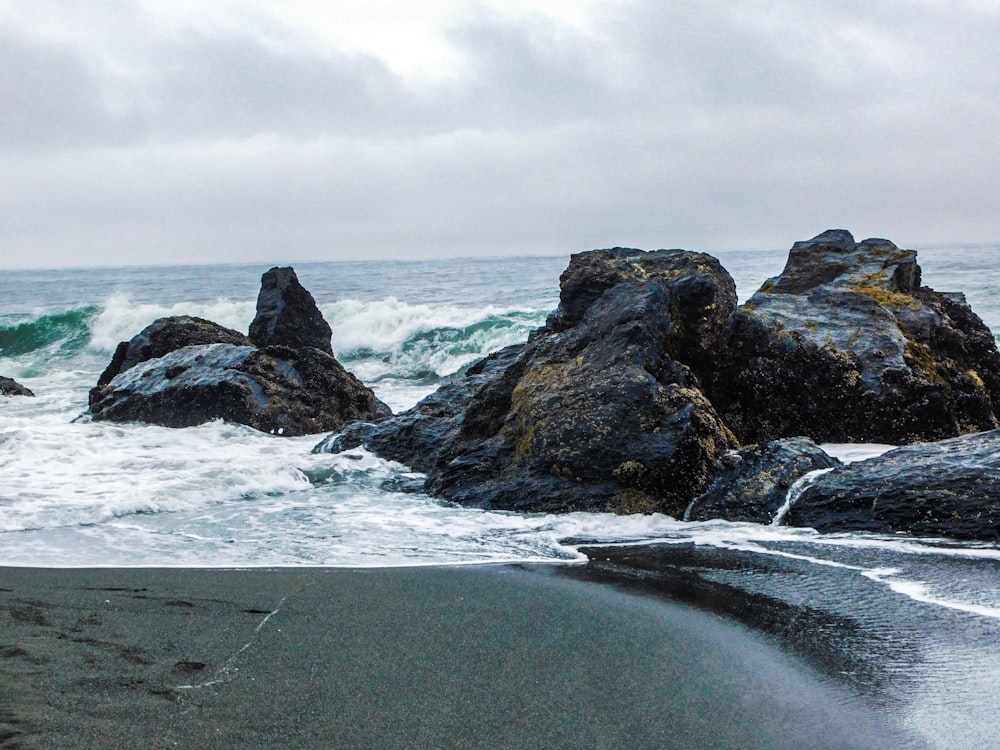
top-left (1, 563), bottom-right (923, 749)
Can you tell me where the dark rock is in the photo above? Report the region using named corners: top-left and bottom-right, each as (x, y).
top-left (90, 267), bottom-right (388, 435)
top-left (685, 437), bottom-right (839, 524)
top-left (96, 316), bottom-right (250, 387)
top-left (90, 343), bottom-right (389, 436)
top-left (0, 375), bottom-right (34, 397)
top-left (249, 267), bottom-right (333, 355)
top-left (315, 343), bottom-right (525, 467)
top-left (785, 430), bottom-right (1000, 541)
top-left (317, 248), bottom-right (739, 517)
top-left (314, 232), bottom-right (1000, 538)
top-left (703, 229), bottom-right (1000, 444)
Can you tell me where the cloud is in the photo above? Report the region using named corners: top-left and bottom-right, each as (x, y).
top-left (1, 0), bottom-right (999, 268)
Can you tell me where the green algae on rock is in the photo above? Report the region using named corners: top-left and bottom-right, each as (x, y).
top-left (703, 229), bottom-right (1000, 444)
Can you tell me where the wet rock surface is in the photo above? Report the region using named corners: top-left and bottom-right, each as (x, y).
top-left (319, 230), bottom-right (1000, 540)
top-left (0, 375), bottom-right (34, 397)
top-left (249, 266), bottom-right (334, 355)
top-left (90, 267), bottom-right (388, 436)
top-left (321, 248), bottom-right (740, 516)
top-left (96, 316), bottom-right (251, 387)
top-left (786, 430), bottom-right (1000, 541)
top-left (685, 437), bottom-right (840, 524)
top-left (703, 229), bottom-right (1000, 444)
top-left (90, 343), bottom-right (387, 437)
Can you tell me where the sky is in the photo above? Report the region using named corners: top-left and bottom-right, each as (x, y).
top-left (2, 0), bottom-right (999, 269)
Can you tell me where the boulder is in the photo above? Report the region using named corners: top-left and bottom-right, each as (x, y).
top-left (249, 266), bottom-right (333, 355)
top-left (90, 343), bottom-right (388, 436)
top-left (90, 267), bottom-right (388, 436)
top-left (317, 248), bottom-right (739, 516)
top-left (784, 430), bottom-right (1000, 541)
top-left (702, 230), bottom-right (1000, 444)
top-left (0, 375), bottom-right (34, 397)
top-left (96, 316), bottom-right (250, 387)
top-left (685, 437), bottom-right (839, 524)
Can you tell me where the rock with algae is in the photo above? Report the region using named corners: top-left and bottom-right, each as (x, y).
top-left (320, 248), bottom-right (739, 517)
top-left (702, 229), bottom-right (1000, 444)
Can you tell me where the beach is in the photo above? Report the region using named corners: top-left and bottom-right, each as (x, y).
top-left (1, 562), bottom-right (922, 749)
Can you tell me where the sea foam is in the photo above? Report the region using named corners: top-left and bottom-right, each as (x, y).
top-left (88, 293), bottom-right (256, 353)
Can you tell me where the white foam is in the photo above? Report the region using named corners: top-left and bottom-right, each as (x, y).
top-left (0, 417), bottom-right (315, 532)
top-left (862, 568), bottom-right (1000, 619)
top-left (325, 297), bottom-right (516, 352)
top-left (324, 297), bottom-right (544, 379)
top-left (88, 293), bottom-right (256, 353)
top-left (770, 467), bottom-right (835, 526)
top-left (821, 442), bottom-right (897, 463)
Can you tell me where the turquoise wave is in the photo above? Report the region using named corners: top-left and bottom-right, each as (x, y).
top-left (337, 310), bottom-right (545, 381)
top-left (0, 307), bottom-right (99, 359)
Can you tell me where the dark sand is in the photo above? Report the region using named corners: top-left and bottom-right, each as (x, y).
top-left (1, 564), bottom-right (923, 749)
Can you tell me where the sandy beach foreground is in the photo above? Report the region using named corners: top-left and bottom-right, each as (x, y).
top-left (1, 564), bottom-right (921, 749)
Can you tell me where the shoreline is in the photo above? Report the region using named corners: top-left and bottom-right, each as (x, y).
top-left (0, 562), bottom-right (924, 749)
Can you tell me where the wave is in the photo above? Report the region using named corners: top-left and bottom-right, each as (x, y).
top-left (326, 297), bottom-right (547, 380)
top-left (0, 294), bottom-right (545, 385)
top-left (88, 293), bottom-right (256, 353)
top-left (0, 307), bottom-right (99, 359)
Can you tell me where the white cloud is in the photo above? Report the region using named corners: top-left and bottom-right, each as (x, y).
top-left (1, 0), bottom-right (999, 268)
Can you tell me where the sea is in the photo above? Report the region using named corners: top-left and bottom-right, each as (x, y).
top-left (2, 244), bottom-right (1000, 747)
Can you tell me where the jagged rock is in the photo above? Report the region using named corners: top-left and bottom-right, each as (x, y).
top-left (315, 343), bottom-right (524, 467)
top-left (90, 343), bottom-right (389, 436)
top-left (90, 267), bottom-right (388, 436)
top-left (315, 232), bottom-right (1000, 538)
top-left (0, 375), bottom-right (34, 397)
top-left (96, 316), bottom-right (250, 387)
top-left (317, 248), bottom-right (739, 516)
top-left (784, 430), bottom-right (1000, 541)
top-left (249, 267), bottom-right (333, 355)
top-left (702, 229), bottom-right (1000, 444)
top-left (685, 437), bottom-right (839, 524)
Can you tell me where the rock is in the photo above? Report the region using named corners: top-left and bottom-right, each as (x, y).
top-left (685, 437), bottom-right (839, 524)
top-left (784, 430), bottom-right (1000, 541)
top-left (702, 229), bottom-right (1000, 444)
top-left (90, 267), bottom-right (389, 435)
top-left (315, 343), bottom-right (525, 468)
top-left (314, 232), bottom-right (1000, 536)
top-left (96, 316), bottom-right (251, 387)
top-left (90, 343), bottom-right (389, 436)
top-left (317, 248), bottom-right (739, 516)
top-left (0, 375), bottom-right (34, 397)
top-left (249, 267), bottom-right (333, 355)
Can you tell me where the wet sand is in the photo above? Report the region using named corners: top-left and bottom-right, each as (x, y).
top-left (1, 564), bottom-right (923, 749)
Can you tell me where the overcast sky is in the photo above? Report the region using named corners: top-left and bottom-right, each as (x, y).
top-left (2, 0), bottom-right (999, 269)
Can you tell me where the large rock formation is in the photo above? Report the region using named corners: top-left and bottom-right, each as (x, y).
top-left (321, 248), bottom-right (739, 516)
top-left (316, 231), bottom-right (1000, 542)
top-left (90, 267), bottom-right (388, 436)
top-left (1, 375), bottom-right (34, 397)
top-left (702, 230), bottom-right (1000, 444)
top-left (783, 430), bottom-right (1000, 541)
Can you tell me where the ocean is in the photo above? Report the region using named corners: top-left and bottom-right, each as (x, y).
top-left (3, 244), bottom-right (1000, 747)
